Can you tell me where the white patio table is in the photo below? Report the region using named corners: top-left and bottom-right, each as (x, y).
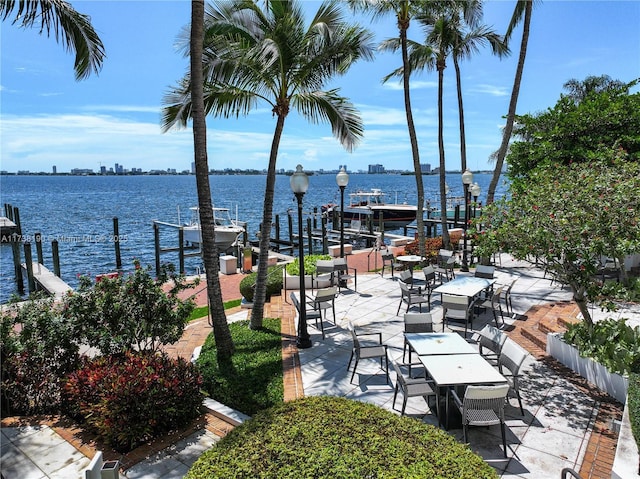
top-left (404, 332), bottom-right (477, 356)
top-left (419, 353), bottom-right (507, 428)
top-left (432, 275), bottom-right (495, 299)
top-left (396, 255), bottom-right (423, 276)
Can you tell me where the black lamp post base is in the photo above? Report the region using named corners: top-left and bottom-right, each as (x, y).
top-left (296, 336), bottom-right (312, 349)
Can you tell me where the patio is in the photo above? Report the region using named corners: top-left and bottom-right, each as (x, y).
top-left (291, 254), bottom-right (624, 478)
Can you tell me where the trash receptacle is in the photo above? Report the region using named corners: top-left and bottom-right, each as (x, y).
top-left (101, 460), bottom-right (120, 479)
top-left (220, 255), bottom-right (237, 275)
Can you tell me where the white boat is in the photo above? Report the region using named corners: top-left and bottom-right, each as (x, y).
top-left (324, 189), bottom-right (418, 230)
top-left (182, 207), bottom-right (245, 251)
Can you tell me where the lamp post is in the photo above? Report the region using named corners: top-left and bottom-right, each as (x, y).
top-left (336, 166), bottom-right (350, 258)
top-left (461, 169), bottom-right (473, 272)
top-left (470, 182), bottom-right (481, 220)
top-left (290, 164), bottom-right (312, 349)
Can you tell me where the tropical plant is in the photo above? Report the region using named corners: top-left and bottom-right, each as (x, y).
top-left (506, 78), bottom-right (640, 183)
top-left (474, 156), bottom-right (640, 326)
top-left (239, 264), bottom-right (284, 302)
top-left (563, 318), bottom-right (640, 376)
top-left (486, 0), bottom-right (534, 204)
top-left (162, 0), bottom-right (373, 331)
top-left (350, 0), bottom-right (427, 259)
top-left (62, 262), bottom-right (196, 354)
top-left (185, 396), bottom-right (498, 478)
top-left (563, 74), bottom-right (630, 104)
top-left (1, 295), bottom-right (80, 416)
top-left (284, 254), bottom-right (331, 276)
top-left (0, 0), bottom-right (105, 80)
top-left (189, 0), bottom-right (235, 359)
top-left (63, 351), bottom-right (204, 452)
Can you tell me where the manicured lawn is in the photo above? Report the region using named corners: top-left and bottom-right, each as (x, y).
top-left (196, 318), bottom-right (283, 415)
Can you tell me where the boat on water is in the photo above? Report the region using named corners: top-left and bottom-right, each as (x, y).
top-left (181, 207), bottom-right (245, 251)
top-left (324, 189), bottom-right (418, 230)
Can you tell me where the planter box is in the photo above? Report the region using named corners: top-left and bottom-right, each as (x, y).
top-left (284, 274), bottom-right (332, 290)
top-left (547, 333), bottom-right (628, 404)
top-left (612, 398), bottom-right (640, 479)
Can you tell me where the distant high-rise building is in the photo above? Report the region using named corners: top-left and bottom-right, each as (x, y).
top-left (191, 162), bottom-right (196, 174)
top-left (368, 164), bottom-right (385, 174)
top-left (52, 165), bottom-right (57, 174)
top-left (420, 163), bottom-right (431, 173)
top-left (100, 166), bottom-right (107, 175)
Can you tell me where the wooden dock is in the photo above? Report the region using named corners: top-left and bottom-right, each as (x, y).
top-left (0, 216), bottom-right (18, 242)
top-left (21, 262), bottom-right (72, 298)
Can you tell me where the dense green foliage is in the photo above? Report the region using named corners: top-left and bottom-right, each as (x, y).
top-left (239, 265), bottom-right (284, 303)
top-left (563, 318), bottom-right (640, 375)
top-left (474, 156), bottom-right (640, 325)
top-left (507, 78), bottom-right (640, 186)
top-left (62, 262), bottom-right (195, 354)
top-left (185, 396), bottom-right (498, 479)
top-left (197, 318), bottom-right (283, 415)
top-left (629, 370), bottom-right (640, 457)
top-left (63, 351), bottom-right (203, 452)
top-left (284, 254), bottom-right (332, 276)
top-left (1, 295), bottom-right (80, 416)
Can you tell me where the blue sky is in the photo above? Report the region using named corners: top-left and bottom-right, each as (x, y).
top-left (1, 0), bottom-right (639, 174)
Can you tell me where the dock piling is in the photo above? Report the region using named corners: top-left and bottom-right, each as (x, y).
top-left (11, 237), bottom-right (24, 294)
top-left (178, 227), bottom-right (185, 274)
top-left (23, 242), bottom-right (36, 293)
top-left (113, 217), bottom-right (122, 270)
top-left (35, 232), bottom-right (44, 265)
top-left (52, 239), bottom-right (61, 277)
top-left (154, 222), bottom-right (161, 276)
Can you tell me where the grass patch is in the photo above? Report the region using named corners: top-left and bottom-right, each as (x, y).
top-left (196, 318), bottom-right (283, 415)
top-left (187, 299), bottom-right (243, 322)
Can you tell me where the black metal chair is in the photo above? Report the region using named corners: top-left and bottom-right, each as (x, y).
top-left (347, 322), bottom-right (389, 384)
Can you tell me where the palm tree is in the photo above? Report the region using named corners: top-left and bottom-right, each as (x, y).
top-left (350, 0), bottom-right (428, 259)
top-left (1, 0), bottom-right (105, 80)
top-left (447, 1), bottom-right (508, 173)
top-left (563, 74), bottom-right (628, 104)
top-left (486, 0), bottom-right (534, 204)
top-left (163, 0), bottom-right (373, 329)
top-left (189, 0), bottom-right (234, 359)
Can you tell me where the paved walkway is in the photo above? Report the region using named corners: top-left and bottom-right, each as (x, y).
top-left (1, 251), bottom-right (629, 478)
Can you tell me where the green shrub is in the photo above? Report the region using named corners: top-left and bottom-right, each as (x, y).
top-left (1, 296), bottom-right (80, 416)
top-left (284, 254), bottom-right (331, 276)
top-left (197, 318), bottom-right (283, 415)
top-left (63, 351), bottom-right (203, 452)
top-left (239, 265), bottom-right (284, 302)
top-left (628, 372), bottom-right (640, 463)
top-left (185, 396), bottom-right (498, 479)
top-left (563, 318), bottom-right (640, 375)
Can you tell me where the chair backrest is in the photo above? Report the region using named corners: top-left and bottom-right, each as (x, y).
top-left (404, 313), bottom-right (434, 333)
top-left (314, 286), bottom-right (337, 302)
top-left (399, 280), bottom-right (412, 297)
top-left (315, 259), bottom-right (335, 274)
top-left (334, 257), bottom-right (349, 272)
top-left (391, 360), bottom-right (408, 389)
top-left (382, 252), bottom-right (395, 262)
top-left (499, 338), bottom-right (528, 375)
top-left (442, 294), bottom-right (469, 319)
top-left (477, 324), bottom-right (506, 351)
top-left (505, 277), bottom-right (518, 294)
top-left (465, 384), bottom-right (510, 401)
top-left (475, 265), bottom-right (495, 279)
top-left (422, 265), bottom-right (436, 282)
top-left (491, 285), bottom-right (504, 307)
top-left (439, 249), bottom-right (454, 258)
top-left (399, 270), bottom-right (413, 284)
top-left (290, 292), bottom-right (300, 312)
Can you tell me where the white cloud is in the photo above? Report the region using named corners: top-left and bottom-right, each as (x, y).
top-left (382, 80), bottom-right (438, 91)
top-left (468, 84), bottom-right (509, 97)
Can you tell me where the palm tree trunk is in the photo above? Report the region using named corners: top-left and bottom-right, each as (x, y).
top-left (190, 0), bottom-right (234, 358)
top-left (454, 56), bottom-right (467, 172)
top-left (437, 63), bottom-right (450, 248)
top-left (486, 0), bottom-right (532, 204)
top-left (250, 114), bottom-right (285, 329)
top-left (400, 21), bottom-right (425, 258)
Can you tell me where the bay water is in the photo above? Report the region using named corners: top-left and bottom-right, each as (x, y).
top-left (0, 173), bottom-right (507, 303)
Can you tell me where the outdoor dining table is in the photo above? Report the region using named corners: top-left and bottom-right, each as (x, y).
top-left (396, 255), bottom-right (423, 276)
top-left (404, 332), bottom-right (477, 356)
top-left (419, 353), bottom-right (507, 428)
top-left (432, 275), bottom-right (495, 299)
